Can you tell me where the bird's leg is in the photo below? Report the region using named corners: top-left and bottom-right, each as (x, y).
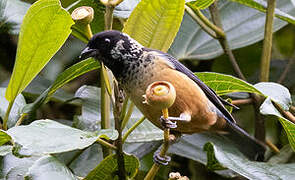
top-left (160, 112), bottom-right (191, 129)
top-left (153, 134), bottom-right (177, 165)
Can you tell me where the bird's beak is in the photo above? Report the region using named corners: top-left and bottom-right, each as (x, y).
top-left (79, 47), bottom-right (98, 60)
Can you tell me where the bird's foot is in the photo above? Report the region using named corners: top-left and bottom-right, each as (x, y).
top-left (153, 149), bottom-right (171, 165)
top-left (160, 116), bottom-right (177, 129)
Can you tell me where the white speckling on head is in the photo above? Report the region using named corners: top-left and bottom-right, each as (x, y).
top-left (110, 39), bottom-right (125, 59)
top-left (110, 34), bottom-right (144, 60)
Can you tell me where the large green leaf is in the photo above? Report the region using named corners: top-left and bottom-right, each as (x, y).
top-left (7, 119), bottom-right (118, 156)
top-left (5, 0), bottom-right (74, 102)
top-left (169, 133), bottom-right (295, 179)
top-left (22, 58), bottom-right (100, 114)
top-left (196, 72), bottom-right (262, 96)
top-left (0, 88), bottom-right (26, 128)
top-left (168, 0), bottom-right (295, 60)
top-left (84, 153), bottom-right (139, 180)
top-left (230, 0), bottom-right (295, 24)
top-left (122, 0), bottom-right (185, 52)
top-left (24, 155), bottom-right (76, 180)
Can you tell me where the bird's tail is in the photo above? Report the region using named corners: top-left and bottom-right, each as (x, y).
top-left (223, 120), bottom-right (266, 161)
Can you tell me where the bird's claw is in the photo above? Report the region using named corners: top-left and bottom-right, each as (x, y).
top-left (160, 116), bottom-right (177, 129)
top-left (153, 150), bottom-right (171, 165)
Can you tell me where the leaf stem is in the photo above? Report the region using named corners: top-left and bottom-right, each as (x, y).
top-left (104, 5), bottom-right (114, 30)
top-left (122, 116), bottom-right (145, 143)
top-left (3, 101), bottom-right (14, 130)
top-left (260, 0), bottom-right (276, 82)
top-left (15, 113), bottom-right (28, 126)
top-left (121, 102), bottom-right (135, 130)
top-left (208, 2), bottom-right (246, 81)
top-left (96, 137), bottom-right (117, 150)
top-left (100, 2), bottom-right (114, 158)
top-left (119, 97), bottom-right (129, 122)
top-left (185, 5), bottom-right (223, 39)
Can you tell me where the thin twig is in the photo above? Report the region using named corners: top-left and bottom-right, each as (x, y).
top-left (15, 113), bottom-right (28, 126)
top-left (96, 137), bottom-right (117, 150)
top-left (265, 140), bottom-right (280, 154)
top-left (272, 101), bottom-right (295, 123)
top-left (231, 98), bottom-right (253, 106)
top-left (208, 2), bottom-right (246, 81)
top-left (277, 57), bottom-right (294, 84)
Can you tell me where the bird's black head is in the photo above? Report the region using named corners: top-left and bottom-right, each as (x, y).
top-left (80, 30), bottom-right (144, 77)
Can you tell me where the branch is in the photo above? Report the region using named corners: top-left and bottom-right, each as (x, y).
top-left (260, 0), bottom-right (276, 82)
top-left (185, 5), bottom-right (220, 39)
top-left (231, 98), bottom-right (253, 106)
top-left (208, 2), bottom-right (246, 81)
top-left (277, 56), bottom-right (294, 84)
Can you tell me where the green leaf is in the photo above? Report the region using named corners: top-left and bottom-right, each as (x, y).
top-left (24, 155), bottom-right (76, 180)
top-left (196, 72), bottom-right (262, 96)
top-left (229, 0), bottom-right (295, 24)
top-left (68, 144), bottom-right (104, 177)
top-left (7, 119), bottom-right (118, 156)
top-left (268, 145), bottom-right (293, 164)
top-left (254, 82), bottom-right (295, 151)
top-left (169, 134), bottom-right (295, 179)
top-left (203, 142), bottom-right (226, 171)
top-left (2, 153), bottom-right (40, 180)
top-left (22, 58), bottom-right (100, 114)
top-left (0, 88), bottom-right (26, 128)
top-left (84, 153), bottom-right (139, 180)
top-left (0, 145), bottom-right (12, 156)
top-left (187, 0), bottom-right (216, 10)
top-left (0, 130), bottom-right (11, 146)
top-left (123, 0), bottom-right (185, 52)
top-left (260, 98), bottom-right (295, 151)
top-left (5, 0), bottom-right (74, 102)
top-left (254, 82), bottom-right (292, 110)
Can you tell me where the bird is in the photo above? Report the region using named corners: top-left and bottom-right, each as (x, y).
top-left (79, 30), bottom-right (266, 162)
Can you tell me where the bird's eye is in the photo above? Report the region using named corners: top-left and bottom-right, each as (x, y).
top-left (105, 38), bottom-right (110, 43)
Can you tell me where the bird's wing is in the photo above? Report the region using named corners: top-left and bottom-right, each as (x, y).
top-left (154, 50), bottom-right (236, 123)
